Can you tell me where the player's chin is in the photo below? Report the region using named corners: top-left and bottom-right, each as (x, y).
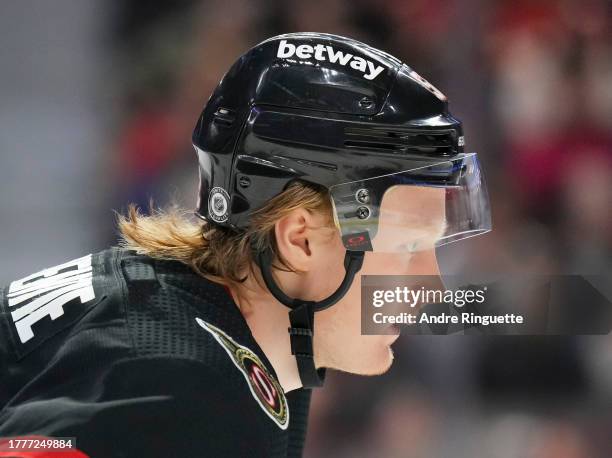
top-left (352, 345), bottom-right (395, 376)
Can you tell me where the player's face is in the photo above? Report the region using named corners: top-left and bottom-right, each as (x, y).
top-left (270, 186), bottom-right (446, 376)
top-left (313, 219), bottom-right (443, 376)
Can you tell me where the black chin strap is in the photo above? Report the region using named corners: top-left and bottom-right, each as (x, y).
top-left (256, 247), bottom-right (365, 388)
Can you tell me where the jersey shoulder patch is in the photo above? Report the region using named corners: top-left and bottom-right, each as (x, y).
top-left (195, 317), bottom-right (289, 430)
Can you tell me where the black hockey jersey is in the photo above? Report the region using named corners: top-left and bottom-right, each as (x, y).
top-left (0, 247), bottom-right (311, 457)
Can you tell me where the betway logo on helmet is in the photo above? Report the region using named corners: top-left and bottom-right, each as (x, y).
top-left (277, 40), bottom-right (385, 81)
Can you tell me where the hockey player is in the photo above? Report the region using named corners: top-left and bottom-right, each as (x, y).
top-left (0, 33), bottom-right (490, 457)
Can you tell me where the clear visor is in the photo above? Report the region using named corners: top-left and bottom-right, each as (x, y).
top-left (330, 153), bottom-right (491, 252)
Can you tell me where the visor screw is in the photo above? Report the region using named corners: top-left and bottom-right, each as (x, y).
top-left (356, 188), bottom-right (370, 203)
top-left (356, 206), bottom-right (370, 219)
top-left (238, 176), bottom-right (251, 188)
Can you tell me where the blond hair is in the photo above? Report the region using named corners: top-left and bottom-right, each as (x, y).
top-left (116, 181), bottom-right (334, 287)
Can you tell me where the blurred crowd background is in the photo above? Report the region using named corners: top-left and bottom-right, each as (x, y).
top-left (1, 0), bottom-right (611, 456)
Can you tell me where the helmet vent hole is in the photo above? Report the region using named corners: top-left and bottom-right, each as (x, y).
top-left (344, 127), bottom-right (460, 156)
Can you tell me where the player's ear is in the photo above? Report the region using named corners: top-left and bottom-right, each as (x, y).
top-left (274, 208), bottom-right (314, 272)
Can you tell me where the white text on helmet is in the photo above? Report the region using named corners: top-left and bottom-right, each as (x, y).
top-left (277, 39), bottom-right (386, 81)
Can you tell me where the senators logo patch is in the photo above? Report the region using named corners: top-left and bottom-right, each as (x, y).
top-left (195, 318), bottom-right (289, 429)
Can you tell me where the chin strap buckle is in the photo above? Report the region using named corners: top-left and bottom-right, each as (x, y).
top-left (288, 326), bottom-right (314, 357)
top-left (288, 301), bottom-right (325, 388)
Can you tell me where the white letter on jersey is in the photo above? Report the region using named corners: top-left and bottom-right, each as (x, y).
top-left (7, 254), bottom-right (95, 343)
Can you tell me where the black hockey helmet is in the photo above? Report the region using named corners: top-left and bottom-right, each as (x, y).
top-left (192, 32), bottom-right (491, 387)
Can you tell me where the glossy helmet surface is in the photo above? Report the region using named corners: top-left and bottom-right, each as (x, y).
top-left (192, 32), bottom-right (464, 229)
